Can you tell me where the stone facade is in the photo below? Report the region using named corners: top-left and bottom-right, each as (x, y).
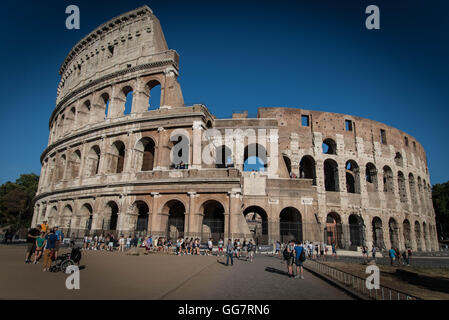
top-left (32, 6), bottom-right (438, 252)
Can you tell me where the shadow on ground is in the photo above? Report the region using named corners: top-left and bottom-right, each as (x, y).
top-left (265, 267), bottom-right (290, 277)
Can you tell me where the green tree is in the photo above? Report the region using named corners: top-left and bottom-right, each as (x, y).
top-left (0, 173), bottom-right (39, 231)
top-left (432, 181), bottom-right (449, 240)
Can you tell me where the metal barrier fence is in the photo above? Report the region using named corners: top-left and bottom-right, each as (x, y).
top-left (305, 259), bottom-right (420, 300)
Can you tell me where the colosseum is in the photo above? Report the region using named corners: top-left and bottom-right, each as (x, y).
top-left (32, 5), bottom-right (438, 252)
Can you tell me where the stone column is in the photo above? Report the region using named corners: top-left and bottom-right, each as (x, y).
top-left (98, 135), bottom-right (108, 174)
top-left (132, 78), bottom-right (150, 114)
top-left (191, 121), bottom-right (203, 169)
top-left (186, 192), bottom-right (198, 237)
top-left (228, 190), bottom-right (243, 241)
top-left (154, 127), bottom-right (166, 170)
top-left (149, 192), bottom-right (161, 233)
top-left (267, 129), bottom-right (279, 178)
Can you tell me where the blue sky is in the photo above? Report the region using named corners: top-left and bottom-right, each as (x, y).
top-left (1, 0), bottom-right (448, 184)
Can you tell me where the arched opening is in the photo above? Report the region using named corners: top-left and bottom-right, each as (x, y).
top-left (324, 159), bottom-right (339, 191)
top-left (109, 141), bottom-right (125, 173)
top-left (365, 162), bottom-right (378, 192)
top-left (123, 86), bottom-right (133, 115)
top-left (403, 219), bottom-right (411, 249)
top-left (64, 107), bottom-right (75, 133)
top-left (383, 166), bottom-right (394, 193)
top-left (135, 137), bottom-right (155, 171)
top-left (85, 145), bottom-right (101, 177)
top-left (81, 204), bottom-right (93, 234)
top-left (279, 207), bottom-right (302, 243)
top-left (243, 206), bottom-right (269, 245)
top-left (372, 217), bottom-right (385, 250)
top-left (345, 160), bottom-right (360, 193)
top-left (48, 206), bottom-right (58, 227)
top-left (423, 222), bottom-right (429, 250)
top-left (322, 138), bottom-right (337, 155)
top-left (394, 152), bottom-right (403, 167)
top-left (325, 212), bottom-right (343, 248)
top-left (78, 100), bottom-right (91, 126)
top-left (398, 171), bottom-right (407, 203)
top-left (215, 145), bottom-right (233, 168)
top-left (170, 133), bottom-right (190, 168)
top-left (69, 150), bottom-right (81, 179)
top-left (415, 221), bottom-right (423, 251)
top-left (101, 92), bottom-right (110, 119)
top-left (348, 214), bottom-right (365, 248)
top-left (163, 200), bottom-right (185, 239)
top-left (201, 200), bottom-right (225, 243)
top-left (244, 143), bottom-right (267, 172)
top-left (299, 155), bottom-right (316, 185)
top-left (134, 200), bottom-right (149, 233)
top-left (61, 205), bottom-right (73, 230)
top-left (147, 80), bottom-right (161, 110)
top-left (104, 201), bottom-right (119, 231)
top-left (417, 177), bottom-right (424, 209)
top-left (389, 218), bottom-right (399, 249)
top-left (282, 155), bottom-right (292, 177)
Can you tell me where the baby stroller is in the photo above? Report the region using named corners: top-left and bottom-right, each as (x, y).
top-left (49, 247), bottom-right (82, 273)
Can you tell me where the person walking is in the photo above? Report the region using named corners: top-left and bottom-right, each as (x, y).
top-left (294, 240), bottom-right (305, 279)
top-left (284, 240), bottom-right (295, 278)
top-left (247, 240), bottom-right (254, 262)
top-left (389, 247), bottom-right (396, 265)
top-left (42, 228), bottom-right (58, 272)
top-left (226, 239), bottom-right (234, 266)
top-left (275, 241), bottom-right (281, 258)
top-left (25, 225), bottom-right (40, 263)
top-left (218, 238), bottom-right (224, 257)
top-left (207, 238), bottom-right (213, 256)
top-left (407, 248), bottom-right (412, 265)
top-left (372, 246), bottom-right (377, 260)
top-left (320, 242), bottom-right (325, 260)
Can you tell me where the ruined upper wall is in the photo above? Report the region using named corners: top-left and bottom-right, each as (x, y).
top-left (257, 107), bottom-right (429, 175)
top-left (55, 5), bottom-right (176, 106)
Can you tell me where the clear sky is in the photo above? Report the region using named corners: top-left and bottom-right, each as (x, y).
top-left (1, 0), bottom-right (448, 184)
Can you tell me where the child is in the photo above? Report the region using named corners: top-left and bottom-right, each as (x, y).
top-left (34, 232), bottom-right (46, 264)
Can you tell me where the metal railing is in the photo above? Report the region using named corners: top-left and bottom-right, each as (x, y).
top-left (305, 259), bottom-right (420, 300)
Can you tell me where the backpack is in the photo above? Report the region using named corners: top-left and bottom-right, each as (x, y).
top-left (283, 247), bottom-right (292, 260)
top-left (299, 247), bottom-right (306, 262)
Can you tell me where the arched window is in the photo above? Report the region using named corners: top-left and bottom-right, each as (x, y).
top-left (408, 173), bottom-right (418, 207)
top-left (299, 155), bottom-right (316, 185)
top-left (324, 159), bottom-right (339, 191)
top-left (215, 145), bottom-right (233, 168)
top-left (282, 155), bottom-right (292, 177)
top-left (104, 201), bottom-right (119, 231)
top-left (146, 80), bottom-right (162, 110)
top-left (123, 86), bottom-right (133, 115)
top-left (56, 154), bottom-right (66, 181)
top-left (345, 160), bottom-right (360, 193)
top-left (244, 143), bottom-right (267, 172)
top-left (383, 166), bottom-right (394, 193)
top-left (69, 150), bottom-right (81, 179)
top-left (162, 200), bottom-right (185, 239)
top-left (365, 163), bottom-right (378, 192)
top-left (109, 141), bottom-right (126, 173)
top-left (133, 200), bottom-right (149, 233)
top-left (322, 138), bottom-right (337, 155)
top-left (389, 218), bottom-right (399, 248)
top-left (170, 133), bottom-right (190, 168)
top-left (394, 152), bottom-right (403, 167)
top-left (372, 217), bottom-right (385, 250)
top-left (85, 145), bottom-right (101, 177)
top-left (78, 100), bottom-right (91, 126)
top-left (326, 212), bottom-right (342, 247)
top-left (101, 92), bottom-right (110, 119)
top-left (397, 171), bottom-right (407, 203)
top-left (135, 137), bottom-right (155, 171)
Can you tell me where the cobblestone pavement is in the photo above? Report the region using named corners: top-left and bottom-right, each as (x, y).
top-left (0, 245), bottom-right (351, 300)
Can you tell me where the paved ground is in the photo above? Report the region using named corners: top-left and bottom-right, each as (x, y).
top-left (0, 245), bottom-right (351, 300)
